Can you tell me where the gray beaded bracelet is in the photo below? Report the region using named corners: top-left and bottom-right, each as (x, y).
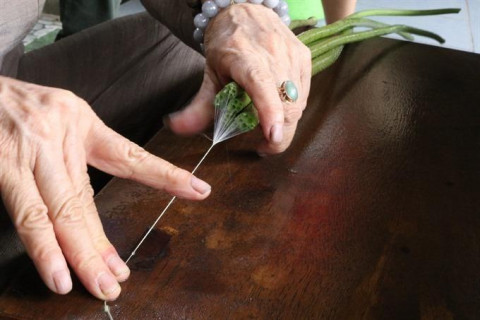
top-left (193, 0), bottom-right (291, 44)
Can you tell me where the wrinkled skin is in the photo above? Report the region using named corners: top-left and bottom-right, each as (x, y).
top-left (0, 76), bottom-right (211, 300)
top-left (167, 4), bottom-right (312, 155)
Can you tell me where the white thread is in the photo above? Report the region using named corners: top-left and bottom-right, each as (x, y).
top-left (104, 301), bottom-right (114, 320)
top-left (104, 142), bottom-right (216, 319)
top-left (125, 142), bottom-right (215, 264)
top-left (104, 87), bottom-right (249, 318)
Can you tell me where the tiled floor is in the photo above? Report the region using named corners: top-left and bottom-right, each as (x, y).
top-left (23, 14), bottom-right (62, 52)
top-left (26, 0), bottom-right (479, 54)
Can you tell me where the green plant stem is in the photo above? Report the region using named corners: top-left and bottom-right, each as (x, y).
top-left (298, 17), bottom-right (414, 45)
top-left (309, 24), bottom-right (444, 59)
top-left (289, 17), bottom-right (319, 30)
top-left (348, 8), bottom-right (460, 19)
top-left (312, 46), bottom-right (344, 76)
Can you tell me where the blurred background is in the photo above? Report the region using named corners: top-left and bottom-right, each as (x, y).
top-left (28, 0), bottom-right (479, 53)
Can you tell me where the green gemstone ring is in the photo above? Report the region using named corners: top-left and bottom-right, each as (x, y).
top-left (278, 80), bottom-right (298, 104)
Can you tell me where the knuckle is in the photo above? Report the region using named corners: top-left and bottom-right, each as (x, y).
top-left (31, 119), bottom-right (54, 140)
top-left (79, 184), bottom-right (96, 213)
top-left (217, 50), bottom-right (235, 69)
top-left (125, 143), bottom-right (148, 163)
top-left (78, 179), bottom-right (95, 201)
top-left (92, 235), bottom-right (114, 253)
top-left (263, 36), bottom-right (280, 53)
top-left (245, 65), bottom-right (271, 87)
top-left (40, 89), bottom-right (75, 110)
top-left (53, 196), bottom-right (84, 224)
top-left (34, 245), bottom-right (61, 265)
top-left (70, 250), bottom-right (99, 271)
top-left (215, 41), bottom-right (245, 67)
top-left (284, 106), bottom-right (303, 123)
top-left (164, 163), bottom-right (184, 183)
top-left (121, 143), bottom-right (150, 178)
top-left (44, 89), bottom-right (85, 118)
top-left (52, 89), bottom-right (76, 103)
top-left (224, 33), bottom-right (244, 50)
top-left (14, 203), bottom-right (50, 231)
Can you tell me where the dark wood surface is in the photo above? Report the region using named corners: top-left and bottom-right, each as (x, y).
top-left (1, 38), bottom-right (480, 319)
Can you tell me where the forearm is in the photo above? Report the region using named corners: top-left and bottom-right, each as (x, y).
top-left (321, 0), bottom-right (356, 24)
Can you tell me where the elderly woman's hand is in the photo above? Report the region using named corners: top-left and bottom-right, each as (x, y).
top-left (0, 76), bottom-right (211, 300)
top-left (167, 3), bottom-right (311, 155)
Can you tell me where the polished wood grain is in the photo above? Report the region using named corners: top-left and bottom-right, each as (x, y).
top-left (1, 38), bottom-right (480, 319)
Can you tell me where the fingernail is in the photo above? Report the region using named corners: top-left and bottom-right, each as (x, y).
top-left (98, 272), bottom-right (120, 297)
top-left (53, 269), bottom-right (72, 294)
top-left (270, 123), bottom-right (283, 144)
top-left (107, 255), bottom-right (130, 282)
top-left (191, 176), bottom-right (211, 195)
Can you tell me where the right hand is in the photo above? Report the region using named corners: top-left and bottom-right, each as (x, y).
top-left (0, 76), bottom-right (211, 300)
top-left (166, 4), bottom-right (312, 156)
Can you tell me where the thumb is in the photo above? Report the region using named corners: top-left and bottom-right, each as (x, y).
top-left (165, 73), bottom-right (218, 135)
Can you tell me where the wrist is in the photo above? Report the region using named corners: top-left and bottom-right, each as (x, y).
top-left (192, 0), bottom-right (291, 47)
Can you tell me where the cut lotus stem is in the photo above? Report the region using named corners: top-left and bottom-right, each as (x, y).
top-left (214, 82), bottom-right (238, 110)
top-left (233, 104), bottom-right (259, 132)
top-left (213, 82), bottom-right (256, 142)
top-left (309, 24), bottom-right (445, 59)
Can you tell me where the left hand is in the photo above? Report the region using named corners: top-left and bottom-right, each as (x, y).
top-left (166, 3), bottom-right (312, 155)
top-left (0, 77), bottom-right (211, 301)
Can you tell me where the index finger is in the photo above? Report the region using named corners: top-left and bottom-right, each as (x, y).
top-left (229, 59), bottom-right (285, 147)
top-left (86, 124), bottom-right (211, 200)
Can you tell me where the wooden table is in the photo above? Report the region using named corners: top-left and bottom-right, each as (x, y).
top-left (1, 38), bottom-right (480, 319)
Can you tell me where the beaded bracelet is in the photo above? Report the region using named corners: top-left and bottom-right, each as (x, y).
top-left (193, 0), bottom-right (291, 44)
